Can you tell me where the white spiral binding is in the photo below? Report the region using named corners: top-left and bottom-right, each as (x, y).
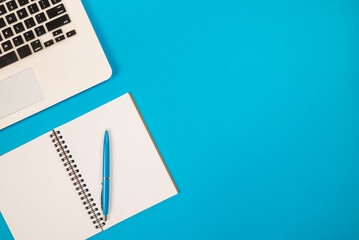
top-left (50, 130), bottom-right (106, 230)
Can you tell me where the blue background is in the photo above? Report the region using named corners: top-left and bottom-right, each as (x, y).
top-left (1, 0), bottom-right (359, 239)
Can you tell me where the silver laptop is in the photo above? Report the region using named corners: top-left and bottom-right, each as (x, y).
top-left (0, 0), bottom-right (112, 130)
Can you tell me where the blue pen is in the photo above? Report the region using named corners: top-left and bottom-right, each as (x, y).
top-left (101, 129), bottom-right (110, 221)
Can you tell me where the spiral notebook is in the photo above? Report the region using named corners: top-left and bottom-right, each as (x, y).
top-left (0, 93), bottom-right (178, 240)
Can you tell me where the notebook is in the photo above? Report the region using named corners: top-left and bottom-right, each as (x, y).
top-left (0, 93), bottom-right (178, 240)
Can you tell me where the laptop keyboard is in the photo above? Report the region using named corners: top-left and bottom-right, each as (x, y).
top-left (0, 0), bottom-right (76, 69)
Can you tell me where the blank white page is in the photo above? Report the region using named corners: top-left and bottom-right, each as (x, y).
top-left (58, 93), bottom-right (178, 231)
top-left (0, 133), bottom-right (98, 240)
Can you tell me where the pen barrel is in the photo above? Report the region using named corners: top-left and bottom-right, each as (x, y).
top-left (102, 179), bottom-right (110, 215)
top-left (102, 130), bottom-right (110, 216)
top-left (103, 131), bottom-right (110, 178)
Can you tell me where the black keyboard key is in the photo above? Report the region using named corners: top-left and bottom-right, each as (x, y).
top-left (16, 8), bottom-right (28, 19)
top-left (23, 30), bottom-right (34, 41)
top-left (12, 35), bottom-right (23, 46)
top-left (18, 0), bottom-right (29, 6)
top-left (13, 22), bottom-right (25, 33)
top-left (2, 40), bottom-right (13, 51)
top-left (52, 29), bottom-right (61, 36)
top-left (66, 29), bottom-right (76, 38)
top-left (17, 44), bottom-right (31, 58)
top-left (34, 25), bottom-right (45, 36)
top-left (0, 33), bottom-right (2, 41)
top-left (38, 0), bottom-right (50, 9)
top-left (6, 1), bottom-right (18, 11)
top-left (30, 39), bottom-right (42, 52)
top-left (51, 0), bottom-right (61, 4)
top-left (0, 18), bottom-right (5, 28)
top-left (55, 34), bottom-right (64, 42)
top-left (27, 3), bottom-right (39, 14)
top-left (0, 5), bottom-right (6, 16)
top-left (35, 12), bottom-right (46, 23)
top-left (46, 3), bottom-right (65, 19)
top-left (2, 27), bottom-right (13, 38)
top-left (44, 39), bottom-right (53, 47)
top-left (0, 51), bottom-right (18, 68)
top-left (5, 13), bottom-right (17, 24)
top-left (45, 14), bottom-right (70, 31)
top-left (24, 17), bottom-right (35, 28)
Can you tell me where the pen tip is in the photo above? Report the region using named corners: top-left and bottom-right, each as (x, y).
top-left (105, 215), bottom-right (107, 221)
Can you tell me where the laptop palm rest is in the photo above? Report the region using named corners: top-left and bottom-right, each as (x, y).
top-left (0, 68), bottom-right (44, 120)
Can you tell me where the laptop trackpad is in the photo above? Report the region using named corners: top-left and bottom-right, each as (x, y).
top-left (0, 68), bottom-right (44, 119)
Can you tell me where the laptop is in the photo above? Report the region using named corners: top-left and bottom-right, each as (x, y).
top-left (0, 0), bottom-right (112, 130)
